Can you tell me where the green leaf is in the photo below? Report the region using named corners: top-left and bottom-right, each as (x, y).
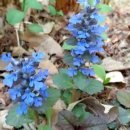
top-left (117, 90), bottom-right (130, 108)
top-left (88, 0), bottom-right (96, 6)
top-left (57, 10), bottom-right (64, 16)
top-left (107, 122), bottom-right (117, 129)
top-left (38, 124), bottom-right (53, 130)
top-left (6, 104), bottom-right (33, 128)
top-left (73, 73), bottom-right (87, 91)
top-left (37, 88), bottom-right (60, 113)
top-left (63, 37), bottom-right (77, 51)
top-left (28, 108), bottom-right (37, 121)
top-left (27, 23), bottom-right (43, 33)
top-left (6, 9), bottom-right (25, 25)
top-left (63, 42), bottom-right (75, 50)
top-left (85, 79), bottom-right (104, 95)
top-left (23, 0), bottom-right (43, 12)
top-left (73, 74), bottom-right (104, 95)
top-left (96, 4), bottom-right (112, 13)
top-left (61, 90), bottom-right (72, 105)
top-left (53, 69), bottom-right (74, 89)
top-left (92, 64), bottom-right (106, 81)
top-left (72, 103), bottom-right (91, 122)
top-left (103, 77), bottom-right (110, 85)
top-left (65, 37), bottom-right (77, 46)
top-left (48, 5), bottom-right (57, 15)
top-left (118, 107), bottom-right (130, 125)
top-left (45, 108), bottom-right (53, 126)
top-left (63, 53), bottom-right (73, 66)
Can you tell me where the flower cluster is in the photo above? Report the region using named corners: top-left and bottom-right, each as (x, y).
top-left (67, 0), bottom-right (106, 77)
top-left (1, 52), bottom-right (48, 115)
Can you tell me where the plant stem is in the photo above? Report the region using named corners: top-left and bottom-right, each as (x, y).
top-left (34, 110), bottom-right (40, 125)
top-left (15, 29), bottom-right (20, 46)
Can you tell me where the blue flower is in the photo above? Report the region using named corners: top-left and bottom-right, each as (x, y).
top-left (34, 97), bottom-right (42, 107)
top-left (67, 0), bottom-right (106, 77)
top-left (6, 63), bottom-right (14, 71)
top-left (32, 52), bottom-right (45, 62)
top-left (2, 52), bottom-right (49, 115)
top-left (29, 70), bottom-right (48, 91)
top-left (80, 68), bottom-right (95, 76)
top-left (17, 102), bottom-right (28, 115)
top-left (73, 57), bottom-right (85, 67)
top-left (67, 68), bottom-right (77, 77)
top-left (78, 0), bottom-right (100, 6)
top-left (90, 55), bottom-right (101, 64)
top-left (36, 70), bottom-right (48, 81)
top-left (92, 14), bottom-right (105, 23)
top-left (1, 53), bottom-right (12, 62)
top-left (71, 45), bottom-right (86, 55)
top-left (22, 61), bottom-right (35, 73)
top-left (8, 87), bottom-right (21, 100)
top-left (3, 73), bottom-right (17, 87)
top-left (69, 14), bottom-right (82, 24)
top-left (22, 91), bottom-right (35, 105)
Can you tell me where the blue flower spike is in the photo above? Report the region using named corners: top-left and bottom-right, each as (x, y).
top-left (67, 0), bottom-right (107, 77)
top-left (2, 52), bottom-right (48, 115)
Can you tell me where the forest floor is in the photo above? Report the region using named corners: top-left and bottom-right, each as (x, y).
top-left (0, 0), bottom-right (130, 130)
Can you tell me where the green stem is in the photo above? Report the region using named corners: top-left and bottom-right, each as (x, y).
top-left (45, 108), bottom-right (52, 127)
top-left (34, 110), bottom-right (40, 125)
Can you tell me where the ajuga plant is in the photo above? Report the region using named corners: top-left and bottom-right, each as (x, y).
top-left (67, 0), bottom-right (106, 77)
top-left (1, 52), bottom-right (61, 129)
top-left (1, 52), bottom-right (48, 115)
top-left (53, 0), bottom-right (111, 96)
top-left (53, 1), bottom-right (113, 129)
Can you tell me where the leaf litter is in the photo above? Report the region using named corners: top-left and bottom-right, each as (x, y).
top-left (0, 0), bottom-right (130, 130)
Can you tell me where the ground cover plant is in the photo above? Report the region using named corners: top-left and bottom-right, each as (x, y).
top-left (0, 0), bottom-right (130, 130)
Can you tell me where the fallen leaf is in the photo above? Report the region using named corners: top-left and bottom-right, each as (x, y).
top-left (0, 110), bottom-right (13, 130)
top-left (119, 40), bottom-right (128, 49)
top-left (107, 107), bottom-right (118, 123)
top-left (22, 32), bottom-right (63, 57)
top-left (81, 114), bottom-right (108, 130)
top-left (119, 126), bottom-right (128, 130)
top-left (12, 46), bottom-right (29, 57)
top-left (106, 71), bottom-right (126, 83)
top-left (56, 110), bottom-right (80, 130)
top-left (39, 60), bottom-right (58, 75)
top-left (102, 57), bottom-right (125, 71)
top-left (0, 83), bottom-right (4, 90)
top-left (0, 92), bottom-right (10, 107)
top-left (80, 106), bottom-right (117, 130)
top-left (43, 22), bottom-right (55, 34)
top-left (36, 35), bottom-right (63, 57)
top-left (101, 104), bottom-right (114, 114)
top-left (53, 99), bottom-right (66, 111)
top-left (0, 60), bottom-right (8, 71)
top-left (67, 99), bottom-right (84, 111)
